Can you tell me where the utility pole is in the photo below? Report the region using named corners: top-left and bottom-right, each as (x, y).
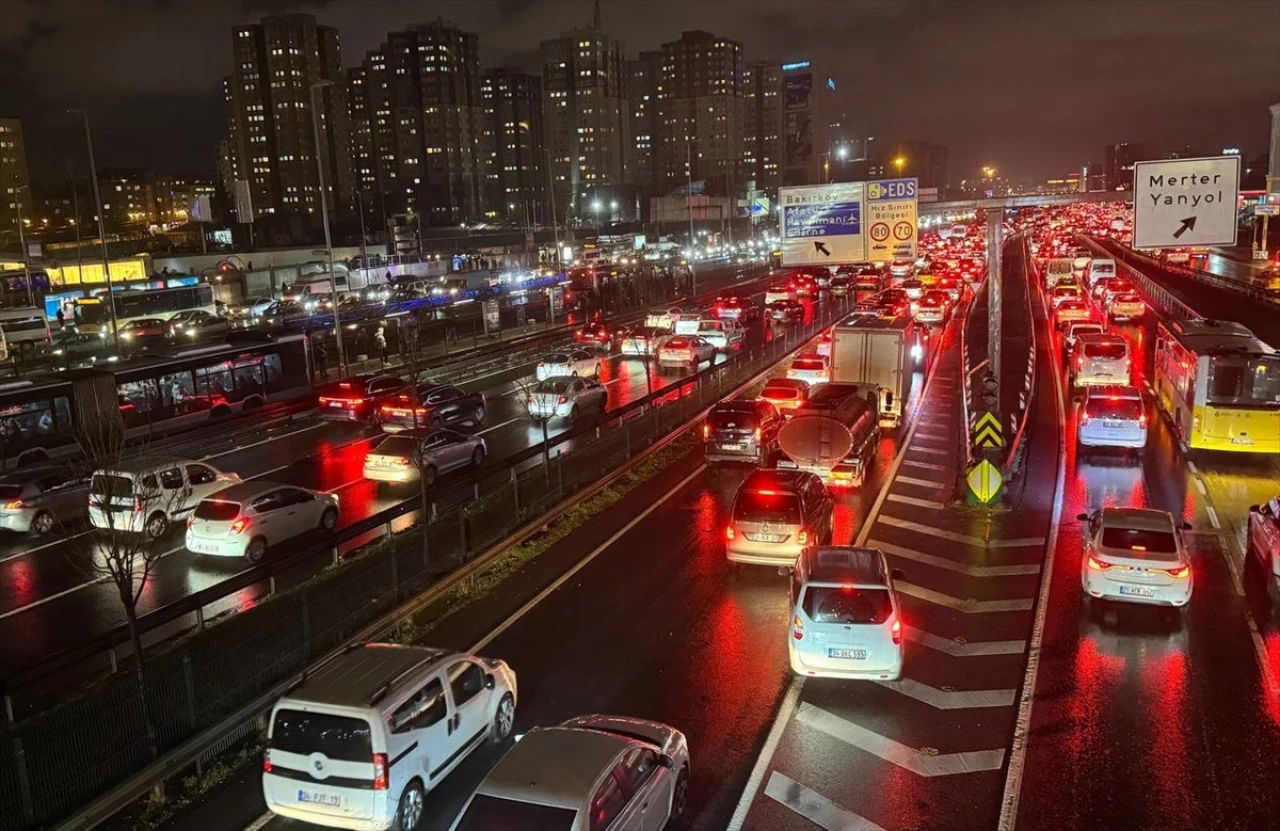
top-left (310, 79), bottom-right (348, 374)
top-left (70, 107), bottom-right (119, 342)
top-left (545, 148), bottom-right (561, 269)
top-left (68, 161), bottom-right (84, 284)
top-left (687, 140), bottom-right (696, 296)
top-left (14, 186), bottom-right (34, 306)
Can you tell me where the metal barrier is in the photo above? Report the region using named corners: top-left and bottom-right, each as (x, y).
top-left (1081, 237), bottom-right (1200, 320)
top-left (0, 298), bottom-right (845, 831)
top-left (1004, 235), bottom-right (1040, 475)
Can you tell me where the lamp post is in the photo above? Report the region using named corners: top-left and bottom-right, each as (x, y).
top-left (309, 79), bottom-right (347, 374)
top-left (68, 107), bottom-right (119, 342)
top-left (13, 185), bottom-right (34, 306)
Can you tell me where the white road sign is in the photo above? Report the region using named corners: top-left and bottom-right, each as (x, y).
top-left (865, 177), bottom-right (919, 262)
top-left (1132, 156), bottom-right (1240, 250)
top-left (779, 182), bottom-right (865, 266)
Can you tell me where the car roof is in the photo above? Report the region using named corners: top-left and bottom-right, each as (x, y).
top-left (1085, 384), bottom-right (1141, 399)
top-left (286, 643), bottom-right (450, 711)
top-left (96, 457), bottom-right (200, 475)
top-left (802, 546), bottom-right (888, 585)
top-left (1098, 507), bottom-right (1176, 531)
top-left (741, 468), bottom-right (810, 493)
top-left (712, 400), bottom-right (756, 411)
top-left (204, 479), bottom-right (299, 503)
top-left (477, 726), bottom-right (628, 809)
top-left (1077, 332), bottom-right (1125, 345)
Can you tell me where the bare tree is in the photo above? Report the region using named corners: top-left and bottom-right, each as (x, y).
top-left (510, 372), bottom-right (552, 468)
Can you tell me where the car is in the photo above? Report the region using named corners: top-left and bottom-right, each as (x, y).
top-left (90, 458), bottom-right (240, 538)
top-left (117, 317), bottom-right (169, 344)
top-left (1247, 497), bottom-right (1280, 604)
top-left (0, 469), bottom-right (89, 534)
top-left (1107, 292), bottom-right (1145, 321)
top-left (1054, 299), bottom-right (1092, 329)
top-left (657, 335), bottom-right (715, 367)
top-left (527, 376), bottom-right (608, 421)
top-left (318, 374), bottom-right (409, 422)
top-left (1163, 249), bottom-right (1192, 265)
top-left (1079, 384), bottom-right (1147, 450)
top-left (1078, 507), bottom-right (1192, 609)
top-left (1049, 284), bottom-right (1084, 309)
top-left (186, 481), bottom-right (338, 561)
top-left (1063, 320), bottom-right (1106, 351)
top-left (793, 274), bottom-right (819, 297)
top-left (764, 284), bottom-right (798, 304)
top-left (227, 297), bottom-right (277, 320)
top-left (1071, 332), bottom-right (1131, 388)
top-left (889, 259), bottom-right (914, 279)
top-left (913, 290), bottom-right (951, 325)
top-left (815, 330), bottom-right (833, 357)
top-left (873, 288), bottom-right (911, 318)
top-left (535, 349), bottom-right (601, 381)
top-left (362, 428), bottom-right (486, 486)
top-left (695, 318), bottom-right (745, 350)
top-left (714, 295), bottom-right (758, 321)
top-left (788, 546), bottom-right (906, 680)
top-left (726, 468), bottom-right (834, 566)
top-left (618, 326), bottom-right (673, 356)
top-left (378, 384), bottom-right (486, 432)
top-left (168, 309), bottom-right (230, 342)
top-left (900, 278), bottom-right (925, 300)
top-left (767, 299), bottom-right (804, 322)
top-left (574, 322), bottom-right (613, 349)
top-left (758, 378), bottom-right (810, 417)
top-left (786, 353), bottom-right (830, 385)
top-left (449, 714), bottom-right (688, 831)
top-left (854, 265), bottom-right (884, 290)
top-left (935, 276), bottom-right (962, 302)
top-left (703, 399), bottom-right (782, 465)
top-left (265, 642), bottom-right (518, 831)
top-left (830, 274), bottom-right (853, 295)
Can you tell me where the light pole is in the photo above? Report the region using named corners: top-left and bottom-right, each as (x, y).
top-left (69, 107), bottom-right (119, 342)
top-left (686, 140), bottom-right (696, 297)
top-left (545, 148), bottom-right (561, 271)
top-left (356, 187), bottom-right (369, 273)
top-left (310, 79), bottom-right (347, 374)
top-left (13, 185), bottom-right (34, 306)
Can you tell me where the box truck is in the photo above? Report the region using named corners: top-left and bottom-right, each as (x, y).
top-left (828, 315), bottom-right (923, 428)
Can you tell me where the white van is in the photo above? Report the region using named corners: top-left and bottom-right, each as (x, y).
top-left (263, 643), bottom-right (518, 831)
top-left (695, 318), bottom-right (744, 350)
top-left (788, 546), bottom-right (905, 680)
top-left (89, 458), bottom-right (240, 538)
top-left (281, 272), bottom-right (350, 304)
top-left (1071, 332), bottom-right (1131, 389)
top-left (1087, 258), bottom-right (1116, 287)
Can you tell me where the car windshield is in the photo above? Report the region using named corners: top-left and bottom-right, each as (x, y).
top-left (544, 353), bottom-right (569, 363)
top-left (452, 794), bottom-right (577, 831)
top-left (1084, 343), bottom-right (1127, 360)
top-left (270, 709), bottom-right (372, 763)
top-left (1100, 526), bottom-right (1178, 555)
top-left (194, 500), bottom-right (240, 521)
top-left (374, 436), bottom-right (419, 457)
top-left (536, 379), bottom-right (573, 394)
top-left (803, 587), bottom-right (893, 624)
top-left (708, 406), bottom-right (757, 429)
top-left (1085, 397), bottom-right (1143, 421)
top-left (734, 490), bottom-right (801, 524)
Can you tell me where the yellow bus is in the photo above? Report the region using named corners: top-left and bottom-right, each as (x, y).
top-left (1153, 318), bottom-right (1280, 453)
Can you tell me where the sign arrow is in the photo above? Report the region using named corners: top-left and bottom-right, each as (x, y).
top-left (1172, 216), bottom-right (1196, 239)
top-left (814, 241), bottom-right (831, 257)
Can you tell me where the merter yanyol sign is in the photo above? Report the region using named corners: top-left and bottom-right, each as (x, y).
top-left (1131, 156), bottom-right (1240, 250)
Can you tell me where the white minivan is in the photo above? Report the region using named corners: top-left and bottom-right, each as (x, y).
top-left (1071, 333), bottom-right (1131, 389)
top-left (788, 546), bottom-right (905, 680)
top-left (89, 459), bottom-right (240, 538)
top-left (263, 643), bottom-right (518, 831)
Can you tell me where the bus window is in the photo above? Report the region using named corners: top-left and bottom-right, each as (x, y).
top-left (0, 396), bottom-right (72, 444)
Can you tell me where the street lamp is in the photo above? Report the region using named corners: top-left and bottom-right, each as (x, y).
top-left (893, 156), bottom-right (906, 173)
top-left (309, 78), bottom-right (348, 374)
top-left (68, 107), bottom-right (119, 342)
top-left (836, 145), bottom-right (849, 160)
top-left (982, 166), bottom-right (996, 178)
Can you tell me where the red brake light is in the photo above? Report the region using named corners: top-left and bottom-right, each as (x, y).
top-left (1162, 565), bottom-right (1191, 579)
top-left (231, 518), bottom-right (248, 534)
top-left (891, 618), bottom-right (903, 644)
top-left (558, 395), bottom-right (568, 404)
top-left (373, 753), bottom-right (388, 790)
top-left (725, 526), bottom-right (735, 541)
top-left (755, 489), bottom-right (777, 496)
top-left (792, 614), bottom-right (804, 640)
top-left (1087, 555), bottom-right (1112, 571)
top-left (263, 748), bottom-right (273, 774)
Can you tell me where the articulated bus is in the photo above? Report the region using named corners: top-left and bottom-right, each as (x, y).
top-left (0, 334), bottom-right (310, 467)
top-left (1152, 318), bottom-right (1280, 453)
top-left (74, 284), bottom-right (218, 339)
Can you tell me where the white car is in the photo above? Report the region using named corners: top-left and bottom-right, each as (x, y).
top-left (186, 481), bottom-right (338, 563)
top-left (1049, 284), bottom-right (1084, 309)
top-left (450, 715), bottom-right (688, 831)
top-left (1071, 333), bottom-right (1131, 388)
top-left (265, 643), bottom-right (517, 831)
top-left (695, 319), bottom-right (744, 350)
top-left (764, 284), bottom-right (797, 304)
top-left (528, 377), bottom-right (608, 420)
top-left (535, 349), bottom-right (601, 381)
top-left (889, 260), bottom-right (914, 279)
top-left (789, 547), bottom-right (905, 680)
top-left (657, 336), bottom-right (715, 367)
top-left (1107, 292), bottom-right (1145, 321)
top-left (1079, 385), bottom-right (1147, 449)
top-left (90, 459), bottom-right (240, 539)
top-left (619, 326), bottom-right (673, 356)
top-left (786, 353), bottom-right (830, 385)
top-left (1078, 507), bottom-right (1192, 609)
top-left (1063, 320), bottom-right (1105, 351)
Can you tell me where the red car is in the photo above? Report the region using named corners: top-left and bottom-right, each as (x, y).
top-left (574, 322), bottom-right (613, 349)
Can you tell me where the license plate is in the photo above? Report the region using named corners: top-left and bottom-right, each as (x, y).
top-left (1103, 421), bottom-right (1122, 429)
top-left (719, 443), bottom-right (744, 451)
top-left (297, 789), bottom-right (342, 807)
top-left (1118, 585), bottom-right (1155, 597)
top-left (327, 401), bottom-right (344, 408)
top-left (828, 648), bottom-right (867, 659)
top-left (1231, 436), bottom-right (1254, 446)
top-left (750, 534), bottom-right (785, 543)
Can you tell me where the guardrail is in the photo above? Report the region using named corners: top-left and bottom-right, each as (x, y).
top-left (1079, 237), bottom-right (1199, 320)
top-left (1005, 235), bottom-right (1039, 476)
top-left (0, 298), bottom-right (845, 831)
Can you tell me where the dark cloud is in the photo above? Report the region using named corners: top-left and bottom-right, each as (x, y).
top-left (0, 0), bottom-right (1276, 182)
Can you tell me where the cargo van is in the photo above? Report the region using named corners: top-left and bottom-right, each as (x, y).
top-left (1087, 258), bottom-right (1117, 287)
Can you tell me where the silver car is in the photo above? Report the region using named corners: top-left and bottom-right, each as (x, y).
top-left (0, 470), bottom-right (90, 534)
top-left (362, 429), bottom-right (486, 486)
top-left (528, 377), bottom-right (608, 421)
top-left (619, 326), bottom-right (673, 356)
top-left (450, 715), bottom-right (690, 831)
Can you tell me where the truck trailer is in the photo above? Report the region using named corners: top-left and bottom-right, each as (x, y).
top-left (828, 315), bottom-right (923, 428)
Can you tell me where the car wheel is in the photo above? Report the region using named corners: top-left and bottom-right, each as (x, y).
top-left (671, 766), bottom-right (690, 819)
top-left (319, 507), bottom-right (338, 531)
top-left (145, 512), bottom-right (169, 540)
top-left (244, 537), bottom-right (267, 564)
top-left (31, 511), bottom-right (55, 535)
top-left (491, 693), bottom-right (515, 744)
top-left (391, 780), bottom-right (425, 831)
top-left (571, 370), bottom-right (579, 377)
top-left (471, 446), bottom-right (485, 467)
top-left (422, 465), bottom-right (438, 487)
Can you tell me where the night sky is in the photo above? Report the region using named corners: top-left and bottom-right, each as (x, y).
top-left (1, 0), bottom-right (1277, 184)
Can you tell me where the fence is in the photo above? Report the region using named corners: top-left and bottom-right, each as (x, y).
top-left (0, 295), bottom-right (844, 831)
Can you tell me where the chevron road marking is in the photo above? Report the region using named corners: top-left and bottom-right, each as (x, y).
top-left (874, 676), bottom-right (1017, 709)
top-left (905, 626), bottom-right (1027, 656)
top-left (897, 581), bottom-right (1034, 613)
top-left (885, 493), bottom-right (948, 510)
top-left (895, 475), bottom-right (949, 489)
top-left (763, 772), bottom-right (886, 831)
top-left (877, 515), bottom-right (1045, 548)
top-left (871, 540), bottom-right (1041, 577)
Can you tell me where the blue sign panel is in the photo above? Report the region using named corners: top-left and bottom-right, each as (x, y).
top-left (782, 202), bottom-right (861, 238)
top-left (867, 178), bottom-right (918, 201)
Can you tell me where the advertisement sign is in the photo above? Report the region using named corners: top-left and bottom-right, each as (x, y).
top-left (233, 180), bottom-right (254, 224)
top-left (779, 182), bottom-right (865, 266)
top-left (784, 111), bottom-right (813, 164)
top-left (784, 74), bottom-right (812, 110)
top-left (483, 298), bottom-right (500, 335)
top-left (865, 178), bottom-right (919, 262)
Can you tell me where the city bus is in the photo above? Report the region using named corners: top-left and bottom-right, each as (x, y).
top-left (1152, 318), bottom-right (1280, 453)
top-left (74, 284), bottom-right (218, 339)
top-left (0, 333), bottom-right (311, 468)
top-left (0, 306), bottom-right (52, 362)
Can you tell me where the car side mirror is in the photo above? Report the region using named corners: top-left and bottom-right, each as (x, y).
top-left (891, 568), bottom-right (905, 581)
top-left (484, 673), bottom-right (496, 690)
top-left (777, 566), bottom-right (794, 576)
top-left (1076, 513), bottom-right (1090, 522)
top-left (1248, 504), bottom-right (1260, 513)
top-left (657, 754), bottom-right (675, 770)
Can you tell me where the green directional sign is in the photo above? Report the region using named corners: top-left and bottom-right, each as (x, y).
top-left (967, 460), bottom-right (1003, 503)
top-left (972, 410), bottom-right (1004, 449)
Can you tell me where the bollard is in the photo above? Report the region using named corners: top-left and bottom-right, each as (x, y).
top-left (196, 605), bottom-right (206, 630)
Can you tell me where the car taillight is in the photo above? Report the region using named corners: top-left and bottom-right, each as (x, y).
top-left (373, 753), bottom-right (388, 790)
top-left (891, 618), bottom-right (903, 644)
top-left (753, 427), bottom-right (762, 443)
top-left (231, 518), bottom-right (248, 534)
top-left (725, 526), bottom-right (735, 541)
top-left (797, 529), bottom-right (809, 546)
top-left (703, 424), bottom-right (711, 439)
top-left (133, 496), bottom-right (143, 513)
top-left (1087, 555), bottom-right (1112, 571)
top-left (793, 614), bottom-right (804, 640)
top-left (558, 395), bottom-right (568, 404)
top-left (1162, 565), bottom-right (1190, 579)
top-left (263, 747), bottom-right (273, 774)
top-left (527, 395), bottom-right (535, 403)
top-left (4, 500), bottom-right (24, 510)
top-left (1139, 415), bottom-right (1147, 428)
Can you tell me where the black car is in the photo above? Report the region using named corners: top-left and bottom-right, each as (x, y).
top-left (377, 383), bottom-right (487, 432)
top-left (768, 299), bottom-right (805, 323)
top-left (703, 399), bottom-right (783, 465)
top-left (317, 373), bottom-right (409, 422)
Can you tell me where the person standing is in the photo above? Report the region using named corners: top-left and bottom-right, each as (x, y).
top-left (374, 324), bottom-right (387, 367)
top-left (315, 339), bottom-right (329, 380)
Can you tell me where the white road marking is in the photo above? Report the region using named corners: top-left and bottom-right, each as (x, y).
top-left (204, 420), bottom-right (329, 461)
top-left (885, 493), bottom-right (947, 510)
top-left (877, 515), bottom-right (1045, 548)
top-left (0, 529), bottom-right (94, 563)
top-left (763, 771), bottom-right (885, 831)
top-left (726, 676), bottom-right (805, 831)
top-left (795, 702), bottom-right (1007, 776)
top-left (871, 540), bottom-right (1041, 577)
top-left (895, 475), bottom-right (949, 489)
top-left (1194, 477), bottom-right (1207, 496)
top-left (1206, 505), bottom-right (1220, 530)
top-left (897, 581), bottom-right (1034, 613)
top-left (477, 416), bottom-right (522, 435)
top-left (875, 676), bottom-right (1017, 709)
top-left (243, 810), bottom-right (276, 831)
top-left (0, 544), bottom-right (186, 620)
top-left (902, 459), bottom-right (948, 472)
top-left (905, 626), bottom-right (1026, 657)
top-left (908, 445), bottom-right (951, 456)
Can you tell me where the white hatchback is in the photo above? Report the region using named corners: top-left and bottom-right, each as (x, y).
top-left (1078, 507), bottom-right (1192, 608)
top-left (535, 350), bottom-right (601, 381)
top-left (786, 353), bottom-right (830, 385)
top-left (186, 481), bottom-right (338, 563)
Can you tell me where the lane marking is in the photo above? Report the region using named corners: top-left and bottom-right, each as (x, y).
top-left (0, 529), bottom-right (93, 563)
top-left (871, 540), bottom-right (1041, 578)
top-left (1205, 505), bottom-right (1220, 530)
top-left (897, 581), bottom-right (1034, 613)
top-left (477, 416), bottom-right (522, 435)
top-left (1193, 477), bottom-right (1207, 496)
top-left (0, 544), bottom-right (186, 620)
top-left (885, 493), bottom-right (947, 511)
top-left (895, 475), bottom-right (949, 489)
top-left (908, 445), bottom-right (950, 456)
top-left (902, 459), bottom-right (948, 472)
top-left (243, 813), bottom-right (275, 831)
top-left (763, 771), bottom-right (885, 831)
top-left (795, 702), bottom-right (1007, 776)
top-left (877, 515), bottom-right (1045, 548)
top-left (875, 676), bottom-right (1017, 709)
top-left (203, 420), bottom-right (329, 461)
top-left (905, 626), bottom-right (1027, 657)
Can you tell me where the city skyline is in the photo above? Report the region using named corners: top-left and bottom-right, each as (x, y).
top-left (1, 0), bottom-right (1277, 184)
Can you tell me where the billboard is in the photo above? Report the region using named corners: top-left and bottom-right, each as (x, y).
top-left (785, 74), bottom-right (813, 110)
top-left (784, 111), bottom-right (813, 165)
